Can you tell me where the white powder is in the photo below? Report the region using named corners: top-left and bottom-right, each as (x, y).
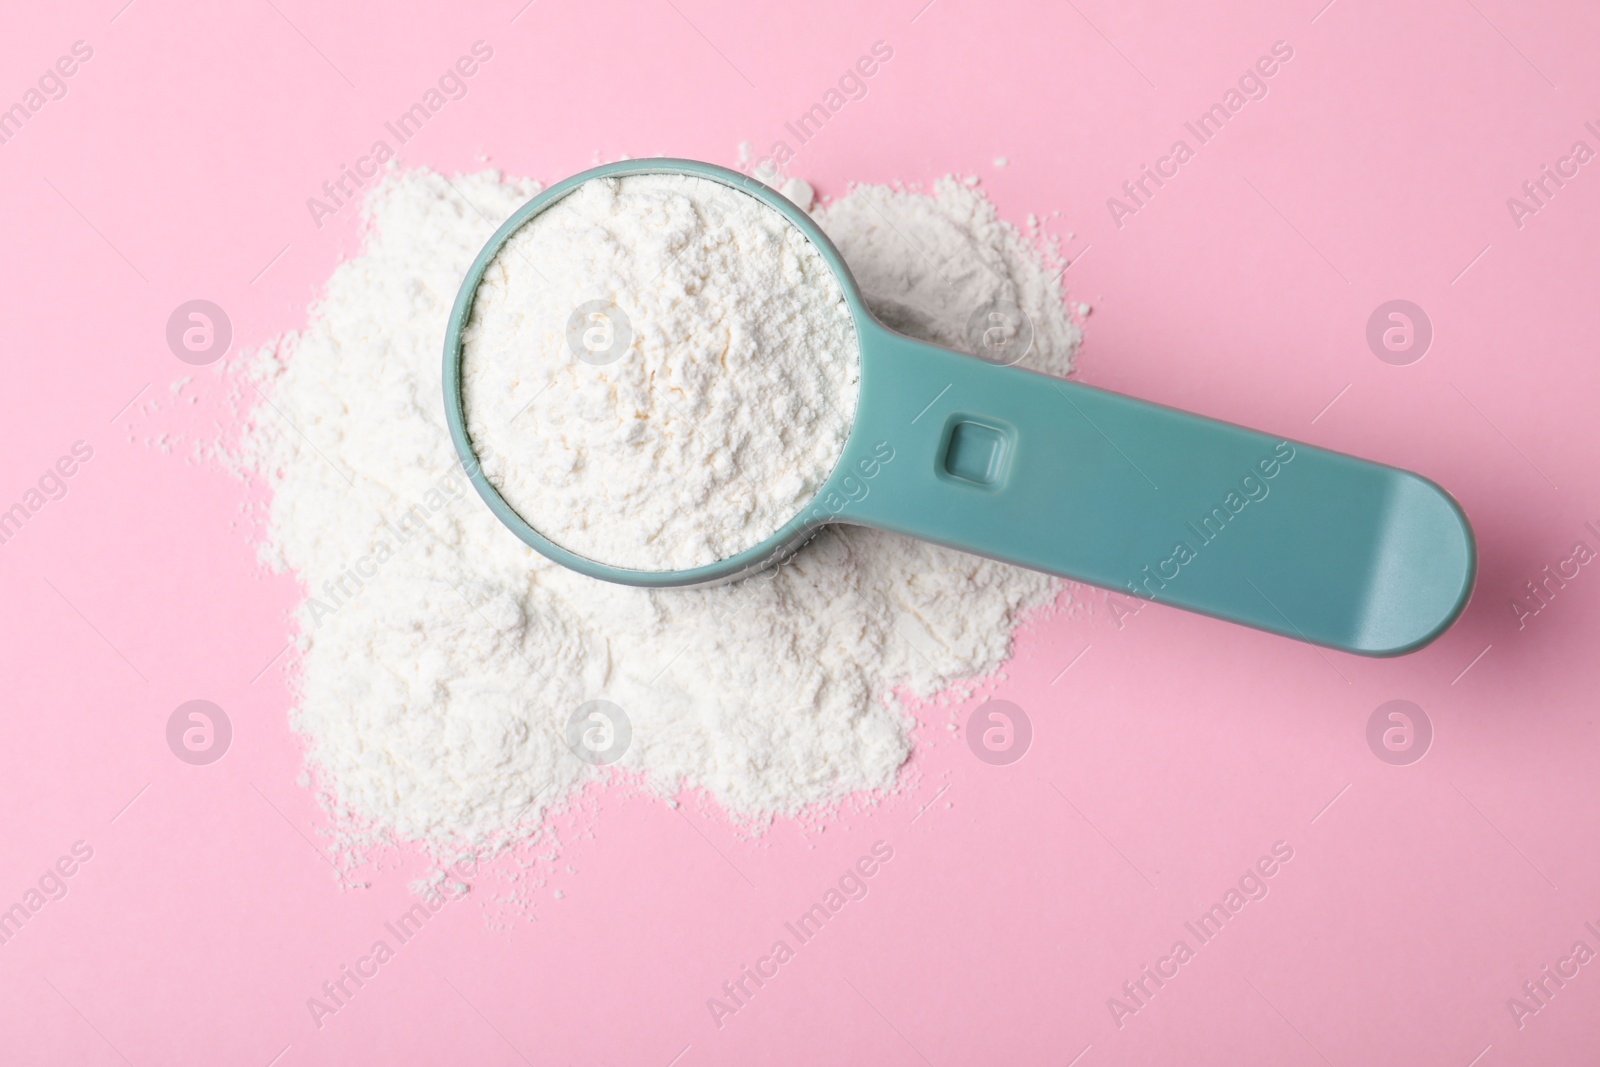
top-left (462, 173), bottom-right (859, 571)
top-left (236, 167), bottom-right (1079, 868)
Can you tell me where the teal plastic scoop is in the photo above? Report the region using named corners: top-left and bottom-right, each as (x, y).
top-left (443, 159), bottom-right (1475, 656)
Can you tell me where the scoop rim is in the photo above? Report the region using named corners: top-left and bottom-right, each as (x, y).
top-left (442, 157), bottom-right (871, 588)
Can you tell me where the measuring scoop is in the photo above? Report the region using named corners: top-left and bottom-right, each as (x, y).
top-left (443, 159), bottom-right (1475, 656)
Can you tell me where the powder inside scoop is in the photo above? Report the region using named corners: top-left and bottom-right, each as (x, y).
top-left (461, 173), bottom-right (861, 572)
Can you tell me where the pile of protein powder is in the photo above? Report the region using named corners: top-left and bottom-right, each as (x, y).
top-left (232, 164), bottom-right (1081, 880)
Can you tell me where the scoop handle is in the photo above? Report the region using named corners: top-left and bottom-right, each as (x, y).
top-left (829, 321), bottom-right (1475, 656)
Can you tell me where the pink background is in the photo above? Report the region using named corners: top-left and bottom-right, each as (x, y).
top-left (2, 0), bottom-right (1597, 1063)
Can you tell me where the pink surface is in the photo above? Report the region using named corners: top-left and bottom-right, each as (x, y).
top-left (2, 0), bottom-right (1597, 1063)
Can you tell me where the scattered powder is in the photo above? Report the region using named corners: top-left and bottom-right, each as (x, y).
top-left (462, 173), bottom-right (859, 572)
top-left (779, 177), bottom-right (814, 211)
top-left (236, 166), bottom-right (1080, 869)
